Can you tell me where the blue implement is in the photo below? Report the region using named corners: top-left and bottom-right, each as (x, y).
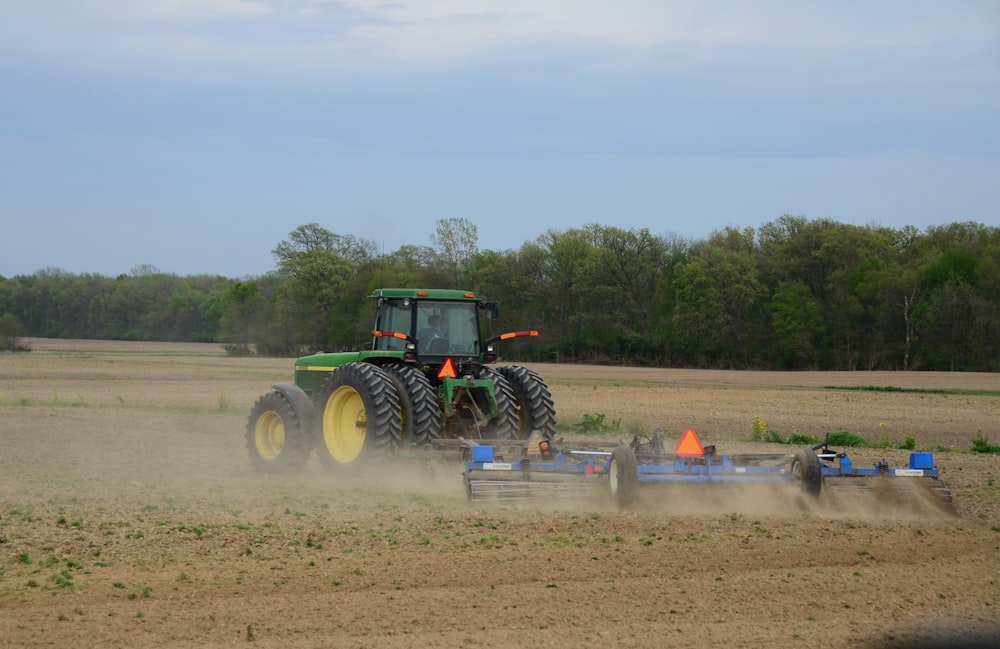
top-left (462, 431), bottom-right (953, 510)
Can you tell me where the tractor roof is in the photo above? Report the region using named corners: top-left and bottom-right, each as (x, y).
top-left (369, 288), bottom-right (481, 302)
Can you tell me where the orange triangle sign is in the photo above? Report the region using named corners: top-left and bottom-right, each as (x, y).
top-left (675, 429), bottom-right (705, 457)
top-left (437, 357), bottom-right (458, 380)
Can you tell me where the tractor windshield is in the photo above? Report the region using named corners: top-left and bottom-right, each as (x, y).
top-left (416, 301), bottom-right (480, 355)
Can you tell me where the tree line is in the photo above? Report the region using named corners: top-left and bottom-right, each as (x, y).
top-left (1, 217), bottom-right (998, 371)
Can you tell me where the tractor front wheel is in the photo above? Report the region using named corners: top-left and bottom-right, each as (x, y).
top-left (314, 363), bottom-right (402, 470)
top-left (495, 365), bottom-right (557, 442)
top-left (479, 369), bottom-right (520, 440)
top-left (245, 391), bottom-right (309, 473)
top-left (608, 446), bottom-right (638, 507)
top-left (382, 364), bottom-right (443, 448)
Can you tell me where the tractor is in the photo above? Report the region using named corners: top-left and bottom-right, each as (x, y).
top-left (245, 288), bottom-right (557, 473)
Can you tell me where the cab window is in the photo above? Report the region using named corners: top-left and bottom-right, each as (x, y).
top-left (374, 301), bottom-right (412, 351)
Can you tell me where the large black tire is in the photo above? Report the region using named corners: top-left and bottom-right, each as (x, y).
top-left (245, 391), bottom-right (310, 473)
top-left (791, 448), bottom-right (822, 497)
top-left (478, 369), bottom-right (520, 440)
top-left (381, 364), bottom-right (443, 448)
top-left (608, 446), bottom-right (639, 507)
top-left (313, 363), bottom-right (402, 470)
top-left (495, 365), bottom-right (557, 442)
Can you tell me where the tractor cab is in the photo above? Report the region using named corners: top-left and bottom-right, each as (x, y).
top-left (369, 289), bottom-right (499, 371)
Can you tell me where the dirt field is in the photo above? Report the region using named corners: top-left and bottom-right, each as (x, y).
top-left (1, 339), bottom-right (998, 648)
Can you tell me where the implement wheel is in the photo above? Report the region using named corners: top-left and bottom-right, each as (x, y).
top-left (608, 446), bottom-right (639, 507)
top-left (495, 365), bottom-right (557, 441)
top-left (382, 364), bottom-right (442, 448)
top-left (792, 448), bottom-right (822, 497)
top-left (245, 391), bottom-right (309, 473)
top-left (314, 363), bottom-right (402, 470)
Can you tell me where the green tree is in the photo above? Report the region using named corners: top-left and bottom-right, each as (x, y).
top-left (919, 279), bottom-right (977, 370)
top-left (538, 229), bottom-right (595, 361)
top-left (0, 312), bottom-right (29, 351)
top-left (220, 281), bottom-right (262, 355)
top-left (431, 217), bottom-right (479, 287)
top-left (469, 248), bottom-right (530, 342)
top-left (923, 248), bottom-right (978, 287)
top-left (769, 280), bottom-right (823, 368)
top-left (374, 244), bottom-right (438, 288)
top-left (199, 291), bottom-right (227, 340)
top-left (579, 225), bottom-right (668, 360)
top-left (675, 229), bottom-right (764, 368)
top-left (272, 223), bottom-right (376, 266)
top-left (649, 233), bottom-right (692, 366)
top-left (283, 249), bottom-right (355, 349)
top-left (271, 224), bottom-right (364, 350)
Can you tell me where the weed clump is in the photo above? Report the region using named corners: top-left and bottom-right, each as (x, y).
top-left (971, 431), bottom-right (1000, 454)
top-left (568, 413), bottom-right (622, 435)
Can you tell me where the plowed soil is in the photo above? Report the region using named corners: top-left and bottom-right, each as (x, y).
top-left (1, 339), bottom-right (998, 648)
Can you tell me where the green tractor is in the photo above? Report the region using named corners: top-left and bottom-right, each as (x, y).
top-left (246, 288), bottom-right (557, 473)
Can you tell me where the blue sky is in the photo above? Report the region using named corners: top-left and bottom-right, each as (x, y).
top-left (1, 1), bottom-right (997, 279)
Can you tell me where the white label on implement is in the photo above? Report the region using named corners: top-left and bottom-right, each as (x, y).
top-left (483, 463), bottom-right (513, 471)
top-left (893, 469), bottom-right (925, 477)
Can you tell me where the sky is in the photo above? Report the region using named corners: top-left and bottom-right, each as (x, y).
top-left (1, 1), bottom-right (998, 279)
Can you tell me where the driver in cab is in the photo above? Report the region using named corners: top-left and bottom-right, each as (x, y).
top-left (418, 314), bottom-right (444, 346)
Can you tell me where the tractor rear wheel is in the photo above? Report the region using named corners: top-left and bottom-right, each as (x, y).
top-left (495, 365), bottom-right (557, 441)
top-left (245, 391), bottom-right (309, 473)
top-left (314, 363), bottom-right (402, 470)
top-left (479, 369), bottom-right (520, 440)
top-left (382, 364), bottom-right (442, 448)
top-left (791, 448), bottom-right (822, 497)
top-left (608, 446), bottom-right (638, 507)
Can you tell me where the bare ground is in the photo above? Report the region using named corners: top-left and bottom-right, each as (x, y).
top-left (0, 339), bottom-right (998, 648)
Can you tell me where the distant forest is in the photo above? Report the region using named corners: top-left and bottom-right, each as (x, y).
top-left (2, 216), bottom-right (998, 371)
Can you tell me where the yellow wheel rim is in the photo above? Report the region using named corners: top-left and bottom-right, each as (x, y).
top-left (254, 410), bottom-right (285, 460)
top-left (322, 385), bottom-right (367, 463)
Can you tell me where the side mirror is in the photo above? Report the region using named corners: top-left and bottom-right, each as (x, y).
top-left (484, 302), bottom-right (500, 320)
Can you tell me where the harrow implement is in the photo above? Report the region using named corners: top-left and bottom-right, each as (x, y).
top-left (462, 442), bottom-right (610, 502)
top-left (462, 430), bottom-right (953, 511)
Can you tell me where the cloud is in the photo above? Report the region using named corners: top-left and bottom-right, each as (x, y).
top-left (4, 1), bottom-right (997, 82)
top-left (111, 0), bottom-right (271, 22)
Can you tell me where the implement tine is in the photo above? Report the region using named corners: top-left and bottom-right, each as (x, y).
top-left (465, 478), bottom-right (592, 502)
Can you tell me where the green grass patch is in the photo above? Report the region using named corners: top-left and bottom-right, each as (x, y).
top-left (826, 385), bottom-right (1000, 397)
top-left (971, 431), bottom-right (1000, 454)
top-left (4, 392), bottom-right (90, 408)
top-left (750, 415), bottom-right (820, 445)
top-left (820, 430), bottom-right (919, 450)
top-left (47, 570), bottom-right (77, 592)
top-left (826, 431), bottom-right (867, 447)
top-left (561, 412), bottom-right (622, 435)
top-left (787, 432), bottom-right (821, 445)
top-left (749, 416), bottom-right (919, 450)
